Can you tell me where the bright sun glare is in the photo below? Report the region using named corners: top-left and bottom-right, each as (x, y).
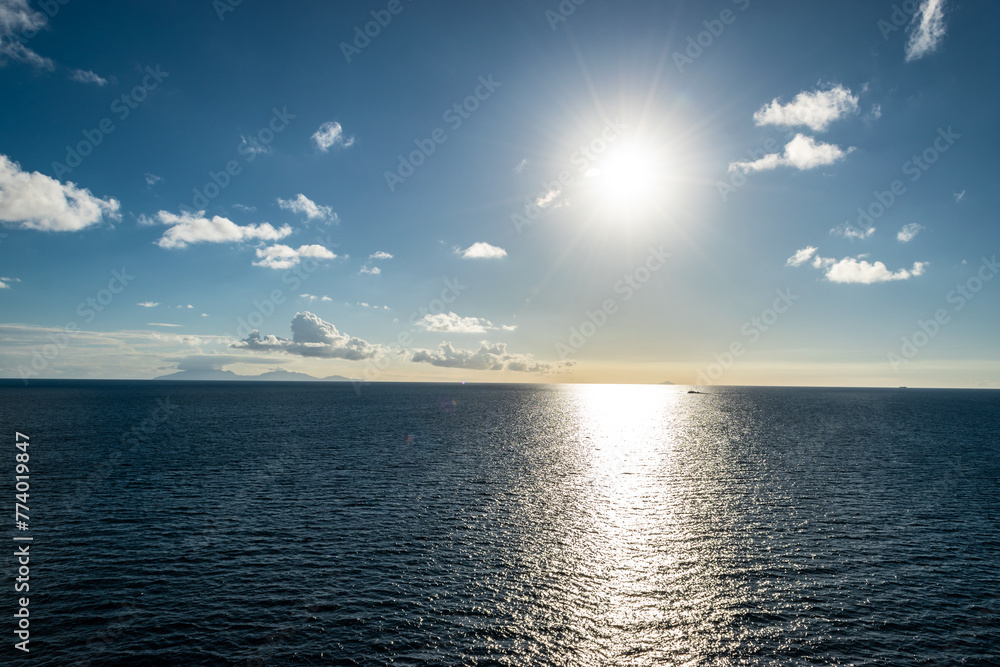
top-left (587, 140), bottom-right (663, 217)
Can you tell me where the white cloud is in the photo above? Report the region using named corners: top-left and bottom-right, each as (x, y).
top-left (144, 172), bottom-right (162, 186)
top-left (864, 103), bottom-right (883, 123)
top-left (753, 85), bottom-right (859, 132)
top-left (238, 135), bottom-right (269, 156)
top-left (147, 322), bottom-right (182, 328)
top-left (359, 265), bottom-right (381, 275)
top-left (786, 246), bottom-right (818, 267)
top-left (253, 243), bottom-right (337, 270)
top-left (300, 294), bottom-right (333, 302)
top-left (897, 223), bottom-right (923, 243)
top-left (729, 134), bottom-right (853, 174)
top-left (137, 301), bottom-right (159, 308)
top-left (70, 69), bottom-right (108, 86)
top-left (906, 0), bottom-right (947, 62)
top-left (830, 222), bottom-right (876, 240)
top-left (954, 190), bottom-right (965, 202)
top-left (368, 251), bottom-right (393, 260)
top-left (535, 188), bottom-right (561, 208)
top-left (0, 154), bottom-right (121, 231)
top-left (233, 311), bottom-right (380, 360)
top-left (277, 193), bottom-right (334, 222)
top-left (0, 276), bottom-right (19, 289)
top-left (312, 121), bottom-right (355, 152)
top-left (411, 341), bottom-right (551, 373)
top-left (826, 258), bottom-right (926, 284)
top-left (513, 159), bottom-right (528, 173)
top-left (153, 210), bottom-right (291, 249)
top-left (0, 0), bottom-right (53, 70)
top-left (233, 203), bottom-right (256, 212)
top-left (416, 312), bottom-right (514, 334)
top-left (459, 242), bottom-right (507, 259)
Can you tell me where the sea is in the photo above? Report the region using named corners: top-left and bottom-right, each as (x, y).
top-left (1, 380), bottom-right (998, 666)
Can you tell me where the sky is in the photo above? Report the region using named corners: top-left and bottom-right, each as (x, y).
top-left (1, 0), bottom-right (997, 387)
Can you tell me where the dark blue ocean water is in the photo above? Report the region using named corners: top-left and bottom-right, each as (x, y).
top-left (1, 381), bottom-right (998, 665)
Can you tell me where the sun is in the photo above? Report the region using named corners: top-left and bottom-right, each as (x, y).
top-left (587, 139), bottom-right (665, 218)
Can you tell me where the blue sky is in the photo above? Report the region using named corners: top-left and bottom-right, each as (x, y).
top-left (1, 0), bottom-right (997, 386)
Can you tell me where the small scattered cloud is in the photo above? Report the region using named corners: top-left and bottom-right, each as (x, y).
top-left (0, 276), bottom-right (20, 290)
top-left (238, 135), bottom-right (270, 156)
top-left (368, 251), bottom-right (393, 260)
top-left (137, 301), bottom-right (159, 308)
top-left (233, 311), bottom-right (380, 360)
top-left (411, 341), bottom-right (552, 373)
top-left (0, 0), bottom-right (53, 70)
top-left (253, 243), bottom-right (337, 270)
top-left (70, 69), bottom-right (108, 86)
top-left (359, 265), bottom-right (381, 275)
top-left (729, 134), bottom-right (853, 174)
top-left (864, 104), bottom-right (883, 123)
top-left (312, 121), bottom-right (355, 152)
top-left (513, 158), bottom-right (528, 173)
top-left (147, 322), bottom-right (182, 328)
top-left (906, 0), bottom-right (948, 62)
top-left (786, 246), bottom-right (818, 267)
top-left (0, 154), bottom-right (120, 231)
top-left (753, 85), bottom-right (859, 132)
top-left (535, 188), bottom-right (561, 208)
top-left (233, 203), bottom-right (256, 213)
top-left (416, 312), bottom-right (514, 334)
top-left (954, 190), bottom-right (966, 202)
top-left (300, 294), bottom-right (333, 302)
top-left (459, 242), bottom-right (507, 259)
top-left (789, 247), bottom-right (927, 283)
top-left (830, 222), bottom-right (876, 240)
top-left (144, 172), bottom-right (162, 186)
top-left (897, 223), bottom-right (923, 243)
top-left (277, 193), bottom-right (335, 222)
top-left (152, 210), bottom-right (291, 249)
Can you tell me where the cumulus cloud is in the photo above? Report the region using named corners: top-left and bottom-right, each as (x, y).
top-left (368, 251), bottom-right (393, 260)
top-left (411, 341), bottom-right (551, 373)
top-left (535, 189), bottom-right (561, 208)
top-left (253, 243), bottom-right (337, 269)
top-left (153, 210), bottom-right (291, 249)
top-left (277, 193), bottom-right (335, 222)
top-left (70, 68), bottom-right (108, 86)
top-left (786, 246), bottom-right (818, 267)
top-left (312, 121), bottom-right (355, 152)
top-left (753, 85), bottom-right (859, 132)
top-left (137, 301), bottom-right (159, 308)
top-left (300, 294), bottom-right (332, 302)
top-left (0, 154), bottom-right (121, 231)
top-left (0, 0), bottom-right (53, 70)
top-left (459, 242), bottom-right (507, 259)
top-left (416, 312), bottom-right (515, 334)
top-left (232, 311), bottom-right (380, 360)
top-left (906, 0), bottom-right (947, 62)
top-left (359, 265), bottom-right (381, 275)
top-left (729, 134), bottom-right (853, 174)
top-left (0, 276), bottom-right (20, 289)
top-left (788, 247), bottom-right (927, 283)
top-left (897, 223), bottom-right (923, 243)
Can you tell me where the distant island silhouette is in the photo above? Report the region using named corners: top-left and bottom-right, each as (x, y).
top-left (154, 368), bottom-right (354, 382)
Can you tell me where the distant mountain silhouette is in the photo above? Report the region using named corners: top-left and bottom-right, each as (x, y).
top-left (154, 368), bottom-right (354, 382)
top-left (659, 381), bottom-right (675, 385)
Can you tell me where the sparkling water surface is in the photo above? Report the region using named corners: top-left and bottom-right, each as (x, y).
top-left (2, 381), bottom-right (998, 665)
